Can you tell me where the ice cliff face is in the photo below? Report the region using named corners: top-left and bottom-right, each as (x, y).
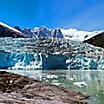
top-left (0, 38), bottom-right (104, 70)
top-left (0, 50), bottom-right (102, 70)
top-left (0, 51), bottom-right (42, 69)
top-left (0, 51), bottom-right (91, 69)
top-left (0, 51), bottom-right (67, 69)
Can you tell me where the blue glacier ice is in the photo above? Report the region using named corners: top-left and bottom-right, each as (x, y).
top-left (41, 54), bottom-right (68, 69)
top-left (0, 50), bottom-right (103, 70)
top-left (0, 51), bottom-right (68, 69)
top-left (0, 38), bottom-right (104, 70)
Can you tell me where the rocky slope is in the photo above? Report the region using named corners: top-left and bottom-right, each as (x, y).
top-left (0, 71), bottom-right (89, 104)
top-left (0, 22), bottom-right (30, 38)
top-left (84, 32), bottom-right (104, 48)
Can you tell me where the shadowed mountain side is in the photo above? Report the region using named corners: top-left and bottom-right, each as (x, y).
top-left (0, 23), bottom-right (30, 38)
top-left (84, 32), bottom-right (104, 48)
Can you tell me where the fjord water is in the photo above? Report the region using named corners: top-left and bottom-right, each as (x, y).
top-left (7, 70), bottom-right (104, 104)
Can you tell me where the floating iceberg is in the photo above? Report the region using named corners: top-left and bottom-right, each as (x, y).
top-left (73, 81), bottom-right (87, 88)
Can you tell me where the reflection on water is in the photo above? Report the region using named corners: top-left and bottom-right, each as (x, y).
top-left (6, 70), bottom-right (104, 104)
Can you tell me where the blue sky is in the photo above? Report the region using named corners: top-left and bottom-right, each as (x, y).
top-left (0, 0), bottom-right (104, 31)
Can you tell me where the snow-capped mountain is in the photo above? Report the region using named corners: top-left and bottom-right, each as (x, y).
top-left (32, 27), bottom-right (63, 38)
top-left (0, 22), bottom-right (103, 42)
top-left (61, 28), bottom-right (103, 41)
top-left (32, 27), bottom-right (103, 41)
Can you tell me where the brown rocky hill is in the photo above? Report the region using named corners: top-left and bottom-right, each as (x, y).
top-left (0, 71), bottom-right (89, 104)
top-left (84, 32), bottom-right (104, 48)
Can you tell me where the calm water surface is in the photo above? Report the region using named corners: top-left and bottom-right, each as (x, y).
top-left (6, 70), bottom-right (104, 104)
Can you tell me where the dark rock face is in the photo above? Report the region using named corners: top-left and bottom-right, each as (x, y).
top-left (14, 26), bottom-right (22, 31)
top-left (37, 27), bottom-right (48, 37)
top-left (0, 71), bottom-right (89, 104)
top-left (51, 29), bottom-right (57, 38)
top-left (84, 32), bottom-right (104, 48)
top-left (0, 24), bottom-right (29, 38)
top-left (22, 28), bottom-right (33, 37)
top-left (56, 29), bottom-right (63, 38)
top-left (50, 29), bottom-right (63, 38)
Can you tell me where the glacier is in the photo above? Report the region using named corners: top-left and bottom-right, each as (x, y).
top-left (0, 37), bottom-right (104, 70)
top-left (0, 51), bottom-right (67, 69)
top-left (61, 28), bottom-right (103, 41)
top-left (0, 50), bottom-right (102, 70)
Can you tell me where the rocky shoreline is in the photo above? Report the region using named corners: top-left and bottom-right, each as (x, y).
top-left (0, 71), bottom-right (89, 104)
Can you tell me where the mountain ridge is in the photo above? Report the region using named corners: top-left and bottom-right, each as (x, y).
top-left (0, 22), bottom-right (103, 45)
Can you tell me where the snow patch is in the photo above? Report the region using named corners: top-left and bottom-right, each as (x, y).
top-left (61, 28), bottom-right (103, 41)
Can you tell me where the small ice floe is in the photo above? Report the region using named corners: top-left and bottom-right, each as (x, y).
top-left (52, 83), bottom-right (60, 86)
top-left (54, 52), bottom-right (60, 55)
top-left (46, 75), bottom-right (58, 79)
top-left (69, 78), bottom-right (74, 81)
top-left (73, 81), bottom-right (87, 88)
top-left (42, 77), bottom-right (46, 80)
